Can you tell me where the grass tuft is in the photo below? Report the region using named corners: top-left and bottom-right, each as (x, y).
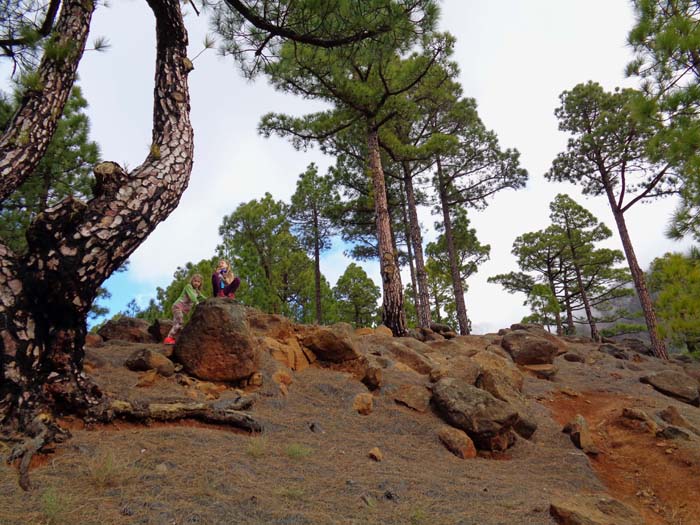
top-left (246, 434), bottom-right (269, 458)
top-left (285, 443), bottom-right (312, 459)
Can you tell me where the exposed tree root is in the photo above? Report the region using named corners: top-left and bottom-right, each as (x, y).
top-left (3, 395), bottom-right (261, 490)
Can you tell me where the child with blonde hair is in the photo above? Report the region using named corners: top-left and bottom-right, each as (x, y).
top-left (163, 273), bottom-right (206, 345)
top-left (212, 259), bottom-right (240, 299)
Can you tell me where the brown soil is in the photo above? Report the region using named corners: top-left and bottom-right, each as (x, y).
top-left (1, 339), bottom-right (699, 525)
top-left (546, 391), bottom-right (700, 525)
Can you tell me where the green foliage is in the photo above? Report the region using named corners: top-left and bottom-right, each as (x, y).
top-left (0, 86), bottom-right (99, 254)
top-left (649, 249), bottom-right (700, 351)
top-left (628, 1), bottom-right (700, 241)
top-left (217, 193), bottom-right (332, 322)
top-left (546, 81), bottom-right (678, 201)
top-left (426, 208), bottom-right (489, 326)
top-left (333, 263), bottom-right (381, 327)
top-left (213, 0), bottom-right (440, 77)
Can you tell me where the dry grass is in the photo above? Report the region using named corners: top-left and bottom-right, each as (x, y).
top-left (2, 340), bottom-right (699, 524)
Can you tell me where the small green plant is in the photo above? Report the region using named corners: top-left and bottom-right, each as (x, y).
top-left (149, 143), bottom-right (161, 160)
top-left (87, 450), bottom-right (129, 488)
top-left (285, 443), bottom-right (312, 459)
top-left (410, 507), bottom-right (428, 524)
top-left (246, 434), bottom-right (269, 458)
top-left (41, 487), bottom-right (71, 525)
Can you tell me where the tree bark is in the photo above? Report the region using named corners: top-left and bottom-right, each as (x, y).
top-left (0, 0), bottom-right (196, 483)
top-left (566, 231), bottom-right (601, 341)
top-left (605, 190), bottom-right (669, 359)
top-left (367, 127), bottom-right (406, 336)
top-left (399, 180), bottom-right (418, 316)
top-left (312, 206), bottom-right (322, 324)
top-left (402, 161), bottom-right (431, 329)
top-left (436, 156), bottom-right (470, 335)
top-left (0, 0), bottom-right (94, 203)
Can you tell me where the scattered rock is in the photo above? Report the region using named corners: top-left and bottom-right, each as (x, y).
top-left (550, 493), bottom-right (642, 525)
top-left (175, 298), bottom-right (259, 382)
top-left (658, 405), bottom-right (700, 435)
top-left (368, 447), bottom-right (383, 461)
top-left (620, 407), bottom-right (660, 433)
top-left (261, 336), bottom-right (313, 371)
top-left (437, 426), bottom-right (477, 459)
top-left (657, 426), bottom-right (691, 441)
top-left (353, 393), bottom-right (373, 415)
top-left (563, 352), bottom-right (585, 363)
top-left (640, 370), bottom-right (700, 406)
top-left (362, 365), bottom-right (383, 391)
top-left (563, 414), bottom-right (599, 456)
top-left (125, 348), bottom-right (175, 377)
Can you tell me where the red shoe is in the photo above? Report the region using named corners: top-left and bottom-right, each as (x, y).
top-left (163, 336), bottom-right (176, 345)
top-left (227, 293), bottom-right (236, 299)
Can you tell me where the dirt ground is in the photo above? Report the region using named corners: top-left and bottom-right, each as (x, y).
top-left (1, 339), bottom-right (699, 525)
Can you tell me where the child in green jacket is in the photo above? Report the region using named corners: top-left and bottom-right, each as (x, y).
top-left (163, 273), bottom-right (206, 344)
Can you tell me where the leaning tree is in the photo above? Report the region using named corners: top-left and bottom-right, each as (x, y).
top-left (0, 0), bottom-right (427, 488)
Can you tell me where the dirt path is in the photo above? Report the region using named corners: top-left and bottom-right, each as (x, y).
top-left (546, 391), bottom-right (700, 525)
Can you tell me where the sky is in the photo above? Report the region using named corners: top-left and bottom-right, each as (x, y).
top-left (4, 1), bottom-right (695, 333)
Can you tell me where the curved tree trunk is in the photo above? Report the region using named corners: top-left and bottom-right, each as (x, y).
top-left (0, 0), bottom-right (195, 484)
top-left (402, 161), bottom-right (431, 329)
top-left (0, 0), bottom-right (94, 203)
top-left (367, 127), bottom-right (406, 336)
top-left (436, 156), bottom-right (469, 335)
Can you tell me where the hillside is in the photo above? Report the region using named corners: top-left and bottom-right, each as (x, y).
top-left (1, 299), bottom-right (699, 525)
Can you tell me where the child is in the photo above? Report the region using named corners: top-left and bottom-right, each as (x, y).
top-left (212, 259), bottom-right (241, 299)
top-left (163, 273), bottom-right (206, 345)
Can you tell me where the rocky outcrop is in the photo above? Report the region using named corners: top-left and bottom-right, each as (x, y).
top-left (174, 298), bottom-right (258, 382)
top-left (640, 370), bottom-right (700, 406)
top-left (98, 316), bottom-right (153, 343)
top-left (550, 494), bottom-right (642, 525)
top-left (431, 378), bottom-right (519, 451)
top-left (301, 323), bottom-right (362, 363)
top-left (501, 329), bottom-right (559, 365)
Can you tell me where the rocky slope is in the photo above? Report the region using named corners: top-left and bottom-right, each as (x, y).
top-left (2, 297), bottom-right (699, 525)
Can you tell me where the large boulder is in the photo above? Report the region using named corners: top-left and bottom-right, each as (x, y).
top-left (174, 298), bottom-right (258, 382)
top-left (98, 316), bottom-right (153, 343)
top-left (640, 370), bottom-right (700, 406)
top-left (431, 378), bottom-right (519, 451)
top-left (300, 323), bottom-right (362, 363)
top-left (501, 330), bottom-right (559, 365)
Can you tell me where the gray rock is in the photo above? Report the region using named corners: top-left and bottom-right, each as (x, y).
top-left (640, 370), bottom-right (700, 406)
top-left (501, 330), bottom-right (559, 365)
top-left (431, 378), bottom-right (519, 451)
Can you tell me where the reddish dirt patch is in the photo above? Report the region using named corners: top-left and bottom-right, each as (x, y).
top-left (546, 392), bottom-right (700, 525)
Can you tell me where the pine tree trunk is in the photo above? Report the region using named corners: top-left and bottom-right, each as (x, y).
top-left (546, 272), bottom-right (563, 335)
top-left (606, 192), bottom-right (669, 359)
top-left (401, 161), bottom-right (431, 329)
top-left (0, 0), bottom-right (195, 464)
top-left (367, 127), bottom-right (406, 336)
top-left (399, 181), bottom-right (419, 315)
top-left (312, 207), bottom-right (322, 324)
top-left (568, 244), bottom-right (600, 341)
top-left (0, 0), bottom-right (94, 202)
top-left (436, 157), bottom-right (470, 335)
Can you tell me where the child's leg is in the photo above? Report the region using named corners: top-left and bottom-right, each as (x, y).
top-left (212, 272), bottom-right (225, 297)
top-left (224, 277), bottom-right (241, 296)
top-left (167, 305), bottom-right (185, 339)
